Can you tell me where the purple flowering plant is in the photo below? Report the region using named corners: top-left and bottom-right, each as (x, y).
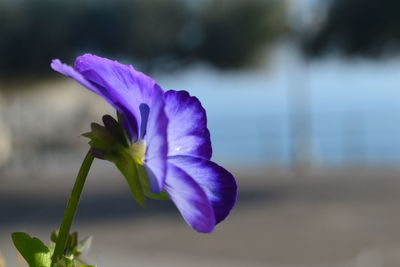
top-left (11, 54), bottom-right (237, 267)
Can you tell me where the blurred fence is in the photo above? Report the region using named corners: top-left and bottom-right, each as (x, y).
top-left (210, 111), bottom-right (400, 168)
top-left (2, 105), bottom-right (399, 176)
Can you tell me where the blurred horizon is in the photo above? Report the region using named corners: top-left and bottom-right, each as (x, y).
top-left (1, 0), bottom-right (400, 174)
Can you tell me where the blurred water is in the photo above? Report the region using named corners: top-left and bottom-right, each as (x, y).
top-left (1, 43), bottom-right (400, 173)
top-left (158, 43), bottom-right (400, 167)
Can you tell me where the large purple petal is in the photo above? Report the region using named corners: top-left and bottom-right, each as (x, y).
top-left (164, 90), bottom-right (212, 159)
top-left (165, 163), bottom-right (215, 233)
top-left (73, 54), bottom-right (159, 140)
top-left (168, 155), bottom-right (237, 224)
top-left (144, 85), bottom-right (168, 193)
top-left (51, 58), bottom-right (143, 138)
top-left (51, 59), bottom-right (101, 95)
top-left (52, 55), bottom-right (169, 192)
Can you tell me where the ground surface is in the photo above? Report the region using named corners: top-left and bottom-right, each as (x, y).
top-left (1, 167), bottom-right (400, 267)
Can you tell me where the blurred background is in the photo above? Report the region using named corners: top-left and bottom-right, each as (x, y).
top-left (2, 0), bottom-right (400, 266)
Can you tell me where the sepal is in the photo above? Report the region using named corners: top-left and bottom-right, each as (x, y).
top-left (82, 123), bottom-right (117, 157)
top-left (113, 149), bottom-right (145, 206)
top-left (82, 115), bottom-right (145, 206)
top-left (82, 114), bottom-right (169, 206)
top-left (102, 115), bottom-right (130, 147)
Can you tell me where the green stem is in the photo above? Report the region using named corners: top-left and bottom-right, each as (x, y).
top-left (51, 150), bottom-right (94, 266)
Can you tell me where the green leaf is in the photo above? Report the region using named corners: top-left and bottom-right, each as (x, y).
top-left (53, 256), bottom-right (74, 267)
top-left (12, 232), bottom-right (51, 267)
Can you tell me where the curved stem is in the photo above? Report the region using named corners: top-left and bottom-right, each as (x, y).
top-left (51, 150), bottom-right (94, 266)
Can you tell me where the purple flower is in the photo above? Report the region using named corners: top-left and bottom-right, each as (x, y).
top-left (51, 54), bottom-right (237, 233)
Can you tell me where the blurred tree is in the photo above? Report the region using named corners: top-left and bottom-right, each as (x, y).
top-left (304, 0), bottom-right (400, 57)
top-left (0, 0), bottom-right (287, 84)
top-left (189, 0), bottom-right (287, 68)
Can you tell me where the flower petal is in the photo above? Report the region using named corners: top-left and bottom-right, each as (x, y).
top-left (164, 90), bottom-right (212, 159)
top-left (51, 59), bottom-right (101, 95)
top-left (168, 155), bottom-right (237, 224)
top-left (53, 55), bottom-right (169, 193)
top-left (143, 85), bottom-right (168, 193)
top-left (74, 54), bottom-right (159, 141)
top-left (165, 163), bottom-right (215, 233)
